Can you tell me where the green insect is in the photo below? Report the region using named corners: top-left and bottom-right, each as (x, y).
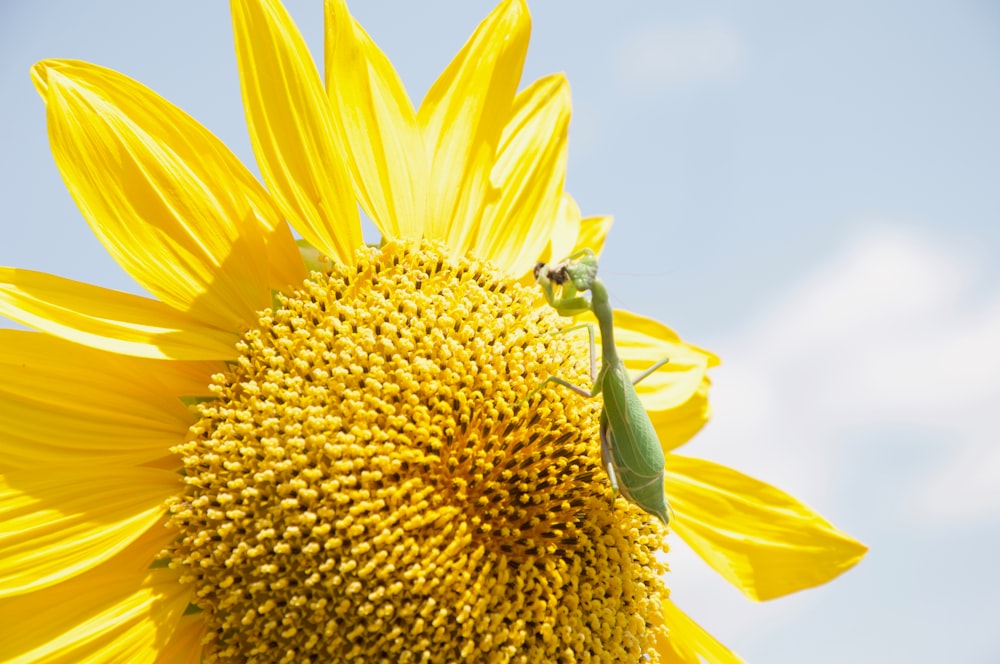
top-left (527, 249), bottom-right (672, 525)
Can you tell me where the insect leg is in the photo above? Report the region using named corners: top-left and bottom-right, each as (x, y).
top-left (550, 322), bottom-right (597, 382)
top-left (599, 412), bottom-right (620, 496)
top-left (630, 355), bottom-right (671, 386)
top-left (516, 374), bottom-right (592, 409)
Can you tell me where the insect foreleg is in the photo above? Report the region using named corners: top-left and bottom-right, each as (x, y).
top-left (536, 262), bottom-right (591, 317)
top-left (550, 322), bottom-right (597, 382)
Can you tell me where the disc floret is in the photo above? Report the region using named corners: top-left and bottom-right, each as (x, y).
top-left (167, 242), bottom-right (669, 662)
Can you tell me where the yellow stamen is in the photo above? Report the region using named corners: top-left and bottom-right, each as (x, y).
top-left (166, 241), bottom-right (668, 662)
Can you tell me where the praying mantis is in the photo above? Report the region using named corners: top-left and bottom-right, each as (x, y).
top-left (527, 249), bottom-right (672, 525)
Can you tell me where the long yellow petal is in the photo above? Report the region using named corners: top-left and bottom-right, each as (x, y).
top-left (575, 213), bottom-right (614, 256)
top-left (324, 0), bottom-right (427, 241)
top-left (477, 74), bottom-right (570, 276)
top-left (548, 194), bottom-right (583, 263)
top-left (232, 0), bottom-right (362, 266)
top-left (659, 599), bottom-right (745, 664)
top-left (612, 309), bottom-right (719, 411)
top-left (0, 467), bottom-right (178, 598)
top-left (0, 268), bottom-right (240, 360)
top-left (0, 328), bottom-right (217, 399)
top-left (649, 380), bottom-right (713, 453)
top-left (665, 455), bottom-right (869, 601)
top-left (526, 207), bottom-right (612, 288)
top-left (154, 614), bottom-right (205, 664)
top-left (0, 330), bottom-right (205, 469)
top-left (520, 193), bottom-right (581, 287)
top-left (31, 60), bottom-right (281, 331)
top-left (0, 526), bottom-right (190, 664)
top-left (417, 0), bottom-right (529, 253)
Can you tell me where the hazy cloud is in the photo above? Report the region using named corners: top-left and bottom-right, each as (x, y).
top-left (617, 23), bottom-right (745, 89)
top-left (690, 226), bottom-right (1000, 525)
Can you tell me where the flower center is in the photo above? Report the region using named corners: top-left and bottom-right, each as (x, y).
top-left (166, 242), bottom-right (669, 662)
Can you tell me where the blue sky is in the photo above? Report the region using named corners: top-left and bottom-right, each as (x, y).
top-left (2, 1), bottom-right (999, 661)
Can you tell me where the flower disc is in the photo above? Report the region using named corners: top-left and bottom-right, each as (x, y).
top-left (167, 242), bottom-right (668, 662)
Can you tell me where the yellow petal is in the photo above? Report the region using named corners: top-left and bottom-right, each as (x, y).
top-left (263, 219), bottom-right (310, 294)
top-left (0, 525), bottom-right (190, 664)
top-left (520, 193), bottom-right (581, 287)
top-left (154, 614), bottom-right (205, 664)
top-left (660, 598), bottom-right (745, 664)
top-left (232, 0), bottom-right (362, 265)
top-left (324, 0), bottom-right (427, 241)
top-left (417, 0), bottom-right (530, 253)
top-left (649, 379), bottom-right (713, 453)
top-left (574, 213), bottom-right (614, 256)
top-left (477, 74), bottom-right (570, 276)
top-left (0, 268), bottom-right (241, 360)
top-left (547, 193), bottom-right (583, 264)
top-left (612, 309), bottom-right (719, 411)
top-left (32, 60), bottom-right (283, 331)
top-left (665, 455), bottom-right (869, 601)
top-left (0, 330), bottom-right (204, 469)
top-left (0, 467), bottom-right (178, 598)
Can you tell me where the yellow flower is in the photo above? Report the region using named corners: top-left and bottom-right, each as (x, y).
top-left (0, 0), bottom-right (866, 661)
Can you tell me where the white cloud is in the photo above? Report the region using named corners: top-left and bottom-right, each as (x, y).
top-left (616, 24), bottom-right (745, 89)
top-left (663, 225), bottom-right (1000, 653)
top-left (692, 225), bottom-right (1000, 525)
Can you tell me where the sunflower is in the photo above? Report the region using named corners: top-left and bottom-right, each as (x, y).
top-left (0, 0), bottom-right (867, 662)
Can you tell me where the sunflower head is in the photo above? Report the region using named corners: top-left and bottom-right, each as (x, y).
top-left (0, 0), bottom-right (871, 661)
top-left (166, 242), bottom-right (669, 662)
